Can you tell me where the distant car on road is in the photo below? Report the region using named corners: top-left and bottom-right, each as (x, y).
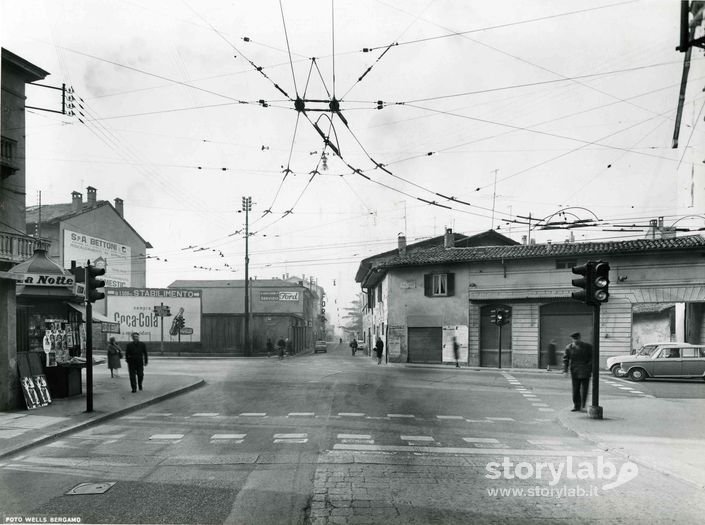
top-left (610, 343), bottom-right (705, 381)
top-left (314, 340), bottom-right (327, 353)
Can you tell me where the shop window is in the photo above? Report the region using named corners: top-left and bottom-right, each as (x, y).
top-left (424, 273), bottom-right (454, 297)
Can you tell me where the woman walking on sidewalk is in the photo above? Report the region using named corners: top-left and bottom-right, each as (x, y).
top-left (107, 337), bottom-right (122, 378)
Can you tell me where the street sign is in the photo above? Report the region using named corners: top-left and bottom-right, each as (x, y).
top-left (74, 282), bottom-right (86, 297)
top-left (179, 327), bottom-right (194, 335)
top-left (100, 322), bottom-right (120, 334)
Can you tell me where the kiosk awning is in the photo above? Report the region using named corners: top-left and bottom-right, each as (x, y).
top-left (68, 303), bottom-right (112, 323)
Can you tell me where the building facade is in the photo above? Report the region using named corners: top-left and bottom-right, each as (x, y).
top-left (357, 229), bottom-right (705, 368)
top-left (26, 186), bottom-right (152, 315)
top-left (0, 49), bottom-right (50, 410)
top-left (169, 276), bottom-right (326, 353)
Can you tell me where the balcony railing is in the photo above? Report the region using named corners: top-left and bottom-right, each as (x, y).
top-left (0, 231), bottom-right (50, 264)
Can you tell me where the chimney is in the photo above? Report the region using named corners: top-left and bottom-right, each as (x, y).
top-left (521, 235), bottom-right (527, 245)
top-left (71, 191), bottom-right (82, 213)
top-left (546, 240), bottom-right (552, 253)
top-left (443, 227), bottom-right (454, 248)
top-left (398, 233), bottom-right (407, 255)
top-left (114, 198), bottom-right (124, 218)
top-left (86, 186), bottom-right (97, 207)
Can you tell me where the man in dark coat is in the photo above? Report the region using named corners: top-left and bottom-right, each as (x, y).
top-left (375, 336), bottom-right (384, 365)
top-left (563, 332), bottom-right (593, 411)
top-left (125, 332), bottom-right (148, 393)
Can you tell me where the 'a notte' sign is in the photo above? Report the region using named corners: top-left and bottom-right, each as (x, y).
top-left (17, 274), bottom-right (75, 287)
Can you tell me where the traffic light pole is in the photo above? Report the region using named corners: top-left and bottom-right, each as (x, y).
top-left (160, 302), bottom-right (165, 355)
top-left (589, 304), bottom-right (603, 419)
top-left (85, 295), bottom-right (93, 413)
top-left (497, 326), bottom-right (502, 369)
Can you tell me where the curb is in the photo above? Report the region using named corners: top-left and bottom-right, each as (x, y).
top-left (0, 378), bottom-right (206, 460)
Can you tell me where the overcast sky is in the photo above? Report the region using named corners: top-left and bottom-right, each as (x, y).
top-left (2, 0), bottom-right (704, 320)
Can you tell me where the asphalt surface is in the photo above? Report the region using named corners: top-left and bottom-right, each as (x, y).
top-left (1, 343), bottom-right (704, 524)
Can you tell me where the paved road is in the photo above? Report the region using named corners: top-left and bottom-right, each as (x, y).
top-left (1, 342), bottom-right (704, 524)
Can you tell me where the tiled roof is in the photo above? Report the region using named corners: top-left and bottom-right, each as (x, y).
top-left (355, 229), bottom-right (517, 282)
top-left (356, 234), bottom-right (705, 286)
top-left (25, 201), bottom-right (152, 248)
top-left (26, 201), bottom-right (109, 224)
top-left (381, 235), bottom-right (705, 267)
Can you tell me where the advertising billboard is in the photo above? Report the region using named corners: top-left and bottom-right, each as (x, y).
top-left (106, 287), bottom-right (201, 342)
top-left (63, 230), bottom-right (131, 287)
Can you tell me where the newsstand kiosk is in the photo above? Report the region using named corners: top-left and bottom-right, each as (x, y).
top-left (11, 249), bottom-right (90, 408)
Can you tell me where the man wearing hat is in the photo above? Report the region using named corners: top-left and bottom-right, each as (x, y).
top-left (563, 332), bottom-right (593, 411)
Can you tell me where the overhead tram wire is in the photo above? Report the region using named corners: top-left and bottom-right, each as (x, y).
top-left (278, 0), bottom-right (299, 97)
top-left (183, 1), bottom-right (294, 102)
top-left (402, 100), bottom-right (704, 171)
top-left (381, 75), bottom-right (705, 170)
top-left (363, 0), bottom-right (638, 53)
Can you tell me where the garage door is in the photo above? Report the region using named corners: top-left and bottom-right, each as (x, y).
top-left (408, 327), bottom-right (442, 363)
top-left (539, 302), bottom-right (593, 369)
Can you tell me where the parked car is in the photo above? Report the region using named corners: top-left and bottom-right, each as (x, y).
top-left (612, 343), bottom-right (705, 381)
top-left (606, 343), bottom-right (675, 376)
top-left (314, 340), bottom-right (327, 353)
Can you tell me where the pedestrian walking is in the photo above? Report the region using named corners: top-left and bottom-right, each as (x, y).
top-left (125, 332), bottom-right (148, 393)
top-left (277, 337), bottom-right (286, 360)
top-left (547, 339), bottom-right (557, 371)
top-left (266, 338), bottom-right (274, 358)
top-left (375, 336), bottom-right (384, 365)
top-left (453, 336), bottom-right (460, 368)
top-left (350, 338), bottom-right (358, 356)
top-left (285, 337), bottom-right (293, 356)
top-left (107, 337), bottom-right (122, 378)
top-left (562, 332), bottom-right (592, 411)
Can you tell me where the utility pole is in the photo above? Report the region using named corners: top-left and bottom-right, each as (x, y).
top-left (491, 169), bottom-right (498, 230)
top-left (242, 196), bottom-right (252, 356)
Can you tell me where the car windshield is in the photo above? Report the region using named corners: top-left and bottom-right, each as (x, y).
top-left (636, 345), bottom-right (659, 356)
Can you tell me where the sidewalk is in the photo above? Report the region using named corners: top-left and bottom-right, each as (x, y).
top-left (557, 396), bottom-right (705, 489)
top-left (401, 362), bottom-right (705, 489)
top-left (0, 364), bottom-right (204, 459)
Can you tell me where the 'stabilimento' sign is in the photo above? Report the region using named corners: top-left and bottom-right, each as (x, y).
top-left (106, 287), bottom-right (201, 342)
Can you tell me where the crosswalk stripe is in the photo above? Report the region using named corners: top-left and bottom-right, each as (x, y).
top-left (388, 414), bottom-right (415, 418)
top-left (332, 444), bottom-right (602, 456)
top-left (436, 415), bottom-right (464, 420)
top-left (538, 408), bottom-right (555, 412)
top-left (193, 412), bottom-right (220, 417)
top-left (486, 417), bottom-right (514, 421)
top-left (149, 434), bottom-right (183, 440)
top-left (273, 433), bottom-right (307, 439)
top-left (401, 435), bottom-right (433, 441)
top-left (338, 412), bottom-right (365, 417)
top-left (273, 438), bottom-right (308, 443)
top-left (337, 434), bottom-right (371, 440)
top-left (211, 434), bottom-right (246, 439)
top-left (239, 413), bottom-right (267, 417)
top-left (462, 437), bottom-right (499, 443)
top-left (288, 412), bottom-right (315, 417)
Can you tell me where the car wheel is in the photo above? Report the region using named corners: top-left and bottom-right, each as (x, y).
top-left (628, 368), bottom-right (647, 382)
top-left (610, 364), bottom-right (621, 377)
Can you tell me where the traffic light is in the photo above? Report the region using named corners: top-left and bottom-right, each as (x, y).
top-left (86, 264), bottom-right (106, 303)
top-left (177, 316), bottom-right (185, 330)
top-left (571, 263), bottom-right (594, 304)
top-left (593, 261), bottom-right (610, 304)
top-left (496, 309), bottom-right (505, 325)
